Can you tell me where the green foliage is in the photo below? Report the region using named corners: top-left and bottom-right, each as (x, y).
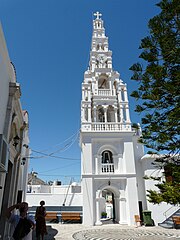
top-left (147, 181), bottom-right (180, 205)
top-left (101, 212), bottom-right (107, 218)
top-left (130, 0), bottom-right (180, 204)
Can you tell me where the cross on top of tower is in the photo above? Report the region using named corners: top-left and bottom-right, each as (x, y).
top-left (94, 11), bottom-right (102, 20)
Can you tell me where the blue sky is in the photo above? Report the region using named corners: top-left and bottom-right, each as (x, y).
top-left (0, 0), bottom-right (159, 184)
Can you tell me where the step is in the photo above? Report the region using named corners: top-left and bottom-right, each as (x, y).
top-left (158, 223), bottom-right (174, 229)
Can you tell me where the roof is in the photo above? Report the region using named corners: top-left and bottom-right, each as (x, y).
top-left (27, 173), bottom-right (47, 185)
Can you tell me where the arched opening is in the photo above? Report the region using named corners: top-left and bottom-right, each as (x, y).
top-left (98, 74), bottom-right (109, 89)
top-left (107, 106), bottom-right (115, 122)
top-left (101, 150), bottom-right (114, 173)
top-left (96, 186), bottom-right (120, 225)
top-left (84, 108), bottom-right (88, 121)
top-left (97, 106), bottom-right (105, 122)
top-left (101, 189), bottom-right (116, 223)
top-left (102, 150), bottom-right (113, 163)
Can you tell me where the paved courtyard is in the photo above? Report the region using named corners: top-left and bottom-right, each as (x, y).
top-left (37, 224), bottom-right (180, 240)
top-left (73, 228), bottom-right (180, 240)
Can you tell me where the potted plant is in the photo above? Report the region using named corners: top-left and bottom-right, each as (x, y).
top-left (101, 211), bottom-right (107, 219)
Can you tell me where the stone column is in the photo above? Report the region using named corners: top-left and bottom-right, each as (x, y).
top-left (104, 106), bottom-right (107, 123)
top-left (81, 107), bottom-right (85, 122)
top-left (88, 104), bottom-right (91, 122)
top-left (118, 88), bottom-right (122, 102)
top-left (88, 87), bottom-right (91, 101)
top-left (95, 192), bottom-right (102, 225)
top-left (125, 104), bottom-right (130, 123)
top-left (95, 155), bottom-right (98, 174)
top-left (119, 104), bottom-right (124, 123)
top-left (119, 196), bottom-right (127, 224)
top-left (123, 85), bottom-right (128, 102)
top-left (93, 106), bottom-right (97, 122)
top-left (114, 107), bottom-right (118, 123)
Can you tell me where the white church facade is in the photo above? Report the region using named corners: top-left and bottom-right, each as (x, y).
top-left (26, 12), bottom-right (178, 227)
top-left (80, 12), bottom-right (146, 226)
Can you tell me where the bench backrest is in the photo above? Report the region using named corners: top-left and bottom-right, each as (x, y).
top-left (45, 212), bottom-right (58, 220)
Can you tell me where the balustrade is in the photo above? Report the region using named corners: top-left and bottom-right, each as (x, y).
top-left (98, 89), bottom-right (115, 96)
top-left (82, 123), bottom-right (131, 132)
top-left (92, 123), bottom-right (122, 131)
top-left (101, 163), bottom-right (114, 173)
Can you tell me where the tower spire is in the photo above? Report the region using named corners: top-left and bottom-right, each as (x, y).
top-left (81, 13), bottom-right (131, 132)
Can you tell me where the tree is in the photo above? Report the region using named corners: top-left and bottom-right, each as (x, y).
top-left (129, 0), bottom-right (180, 204)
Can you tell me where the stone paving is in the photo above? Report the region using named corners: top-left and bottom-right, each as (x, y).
top-left (37, 224), bottom-right (180, 240)
top-left (73, 227), bottom-right (180, 240)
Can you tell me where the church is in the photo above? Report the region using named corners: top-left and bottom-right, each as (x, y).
top-left (26, 12), bottom-right (178, 228)
top-left (79, 12), bottom-right (174, 226)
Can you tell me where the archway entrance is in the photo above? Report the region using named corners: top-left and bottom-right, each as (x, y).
top-left (102, 190), bottom-right (116, 224)
top-left (96, 186), bottom-right (120, 225)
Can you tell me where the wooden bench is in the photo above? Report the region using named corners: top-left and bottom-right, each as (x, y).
top-left (61, 212), bottom-right (81, 223)
top-left (172, 216), bottom-right (180, 229)
top-left (45, 212), bottom-right (59, 223)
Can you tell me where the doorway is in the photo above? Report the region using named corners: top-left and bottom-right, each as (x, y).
top-left (101, 189), bottom-right (117, 224)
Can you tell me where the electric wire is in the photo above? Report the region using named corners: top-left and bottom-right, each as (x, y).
top-left (30, 150), bottom-right (80, 161)
top-left (38, 162), bottom-right (80, 174)
top-left (37, 129), bottom-right (80, 153)
top-left (28, 131), bottom-right (80, 160)
top-left (29, 130), bottom-right (81, 182)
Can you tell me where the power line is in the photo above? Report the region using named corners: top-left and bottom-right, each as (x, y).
top-left (30, 150), bottom-right (80, 161)
top-left (28, 130), bottom-right (80, 160)
top-left (38, 162), bottom-right (79, 174)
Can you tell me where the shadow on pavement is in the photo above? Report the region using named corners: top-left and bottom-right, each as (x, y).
top-left (32, 225), bottom-right (58, 240)
top-left (101, 218), bottom-right (118, 225)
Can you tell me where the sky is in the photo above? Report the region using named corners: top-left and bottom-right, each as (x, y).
top-left (0, 0), bottom-right (159, 184)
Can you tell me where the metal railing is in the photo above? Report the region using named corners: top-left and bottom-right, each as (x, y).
top-left (163, 205), bottom-right (180, 219)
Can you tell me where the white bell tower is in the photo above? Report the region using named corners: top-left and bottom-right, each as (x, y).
top-left (80, 12), bottom-right (145, 226)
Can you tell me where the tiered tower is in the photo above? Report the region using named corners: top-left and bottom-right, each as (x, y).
top-left (80, 12), bottom-right (145, 226)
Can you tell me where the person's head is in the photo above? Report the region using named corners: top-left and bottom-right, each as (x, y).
top-left (40, 200), bottom-right (45, 206)
top-left (19, 202), bottom-right (28, 214)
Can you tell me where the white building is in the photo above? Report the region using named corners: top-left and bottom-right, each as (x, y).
top-left (79, 12), bottom-right (177, 226)
top-left (26, 181), bottom-right (82, 207)
top-left (0, 23), bottom-right (30, 239)
top-left (80, 11), bottom-right (145, 226)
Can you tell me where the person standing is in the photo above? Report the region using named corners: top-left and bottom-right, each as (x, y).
top-left (6, 202), bottom-right (35, 240)
top-left (35, 200), bottom-right (47, 240)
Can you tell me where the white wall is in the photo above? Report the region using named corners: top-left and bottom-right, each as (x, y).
top-left (26, 184), bottom-right (83, 207)
top-left (141, 155), bottom-right (176, 225)
top-left (26, 192), bottom-right (83, 207)
top-left (126, 177), bottom-right (139, 225)
top-left (0, 24), bottom-right (11, 134)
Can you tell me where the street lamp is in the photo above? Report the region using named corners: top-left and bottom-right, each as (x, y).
top-left (13, 135), bottom-right (20, 147)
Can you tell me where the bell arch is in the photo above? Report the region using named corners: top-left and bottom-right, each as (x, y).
top-left (97, 144), bottom-right (117, 156)
top-left (98, 74), bottom-right (109, 89)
